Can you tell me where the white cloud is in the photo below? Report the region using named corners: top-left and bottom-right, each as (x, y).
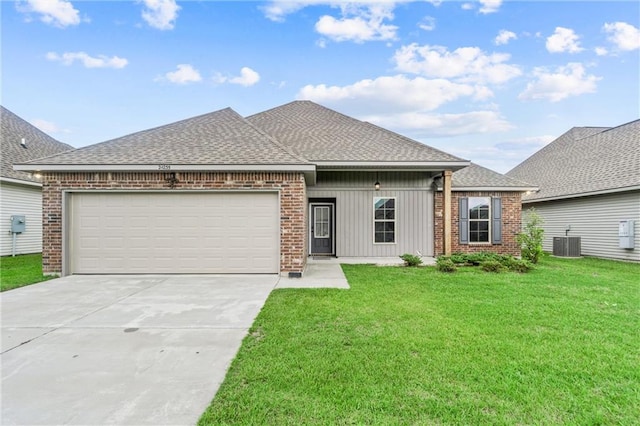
top-left (461, 3), bottom-right (474, 11)
top-left (161, 64), bottom-right (202, 84)
top-left (594, 47), bottom-right (608, 56)
top-left (479, 0), bottom-right (502, 14)
top-left (298, 74), bottom-right (489, 113)
top-left (360, 110), bottom-right (513, 137)
top-left (393, 43), bottom-right (522, 84)
top-left (140, 0), bottom-right (180, 30)
top-left (315, 3), bottom-right (398, 43)
top-left (214, 67), bottom-right (261, 87)
top-left (230, 67), bottom-right (261, 86)
top-left (46, 51), bottom-right (128, 69)
top-left (30, 118), bottom-right (70, 134)
top-left (418, 16), bottom-right (436, 31)
top-left (261, 0), bottom-right (325, 22)
top-left (603, 22), bottom-right (640, 51)
top-left (495, 30), bottom-right (517, 45)
top-left (546, 27), bottom-right (584, 53)
top-left (17, 0), bottom-right (80, 28)
top-left (519, 63), bottom-right (600, 102)
top-left (494, 135), bottom-right (555, 151)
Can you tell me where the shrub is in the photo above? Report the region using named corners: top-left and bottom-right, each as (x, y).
top-left (399, 253), bottom-right (423, 267)
top-left (436, 257), bottom-right (457, 273)
top-left (517, 208), bottom-right (545, 264)
top-left (450, 253), bottom-right (468, 264)
top-left (481, 260), bottom-right (506, 273)
top-left (507, 258), bottom-right (534, 273)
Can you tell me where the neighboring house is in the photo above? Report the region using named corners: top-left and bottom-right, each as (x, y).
top-left (507, 120), bottom-right (640, 262)
top-left (1, 106), bottom-right (73, 256)
top-left (15, 101), bottom-right (534, 276)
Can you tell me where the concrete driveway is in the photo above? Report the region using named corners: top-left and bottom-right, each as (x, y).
top-left (1, 274), bottom-right (278, 425)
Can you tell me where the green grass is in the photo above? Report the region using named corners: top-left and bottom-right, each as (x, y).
top-left (200, 255), bottom-right (640, 425)
top-left (0, 253), bottom-right (55, 292)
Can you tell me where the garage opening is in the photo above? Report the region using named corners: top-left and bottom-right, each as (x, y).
top-left (68, 192), bottom-right (279, 274)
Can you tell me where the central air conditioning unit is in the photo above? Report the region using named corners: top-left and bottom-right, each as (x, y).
top-left (552, 236), bottom-right (581, 257)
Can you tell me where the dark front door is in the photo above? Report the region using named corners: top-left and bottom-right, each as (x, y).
top-left (310, 203), bottom-right (334, 255)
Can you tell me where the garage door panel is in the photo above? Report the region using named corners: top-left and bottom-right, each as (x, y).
top-left (70, 192), bottom-right (279, 274)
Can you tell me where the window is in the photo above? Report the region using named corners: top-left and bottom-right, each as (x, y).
top-left (459, 197), bottom-right (502, 245)
top-left (468, 197), bottom-right (490, 243)
top-left (374, 197), bottom-right (395, 243)
top-left (313, 206), bottom-right (330, 238)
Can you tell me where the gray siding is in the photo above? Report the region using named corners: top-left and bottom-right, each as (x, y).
top-left (0, 181), bottom-right (43, 256)
top-left (526, 190), bottom-right (640, 262)
top-left (309, 171), bottom-right (434, 257)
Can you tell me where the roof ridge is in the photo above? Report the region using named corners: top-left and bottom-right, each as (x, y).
top-left (240, 114), bottom-right (310, 164)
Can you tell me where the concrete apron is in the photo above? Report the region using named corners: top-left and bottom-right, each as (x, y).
top-left (1, 274), bottom-right (278, 426)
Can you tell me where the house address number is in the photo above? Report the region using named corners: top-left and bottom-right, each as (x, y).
top-left (158, 164), bottom-right (171, 170)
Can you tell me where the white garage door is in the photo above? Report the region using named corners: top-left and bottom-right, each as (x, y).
top-left (69, 192), bottom-right (279, 274)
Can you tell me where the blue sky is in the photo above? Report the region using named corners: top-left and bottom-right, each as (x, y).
top-left (2, 0), bottom-right (639, 173)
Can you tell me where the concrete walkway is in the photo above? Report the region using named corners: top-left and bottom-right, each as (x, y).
top-left (276, 256), bottom-right (435, 289)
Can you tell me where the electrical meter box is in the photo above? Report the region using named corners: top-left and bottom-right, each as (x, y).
top-left (11, 215), bottom-right (26, 233)
top-left (619, 220), bottom-right (635, 249)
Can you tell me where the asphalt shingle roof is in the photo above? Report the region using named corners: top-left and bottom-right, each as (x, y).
top-left (247, 101), bottom-right (466, 163)
top-left (452, 163), bottom-right (535, 189)
top-left (506, 120), bottom-right (640, 201)
top-left (1, 106), bottom-right (74, 183)
top-left (20, 108), bottom-right (309, 166)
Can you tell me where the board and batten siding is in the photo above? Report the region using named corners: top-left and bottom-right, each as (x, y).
top-left (309, 171), bottom-right (434, 257)
top-left (526, 190), bottom-right (640, 262)
top-left (0, 181), bottom-right (43, 256)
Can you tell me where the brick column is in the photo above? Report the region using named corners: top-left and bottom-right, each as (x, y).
top-left (443, 170), bottom-right (452, 256)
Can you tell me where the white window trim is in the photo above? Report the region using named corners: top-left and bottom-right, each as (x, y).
top-left (468, 196), bottom-right (491, 244)
top-left (373, 196), bottom-right (397, 245)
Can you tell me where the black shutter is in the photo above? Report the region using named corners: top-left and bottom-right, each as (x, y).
top-left (492, 197), bottom-right (502, 244)
top-left (459, 197), bottom-right (469, 244)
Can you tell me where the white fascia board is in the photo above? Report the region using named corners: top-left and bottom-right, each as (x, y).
top-left (0, 176), bottom-right (42, 187)
top-left (14, 163), bottom-right (316, 173)
top-left (315, 161), bottom-right (470, 171)
top-left (452, 186), bottom-right (539, 192)
top-left (522, 185), bottom-right (640, 203)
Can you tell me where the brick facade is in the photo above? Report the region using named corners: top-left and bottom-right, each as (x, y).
top-left (41, 171), bottom-right (307, 275)
top-left (435, 191), bottom-right (522, 256)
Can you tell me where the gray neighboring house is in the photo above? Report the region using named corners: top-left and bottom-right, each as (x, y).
top-left (15, 101), bottom-right (534, 276)
top-left (1, 106), bottom-right (73, 256)
top-left (507, 119), bottom-right (640, 262)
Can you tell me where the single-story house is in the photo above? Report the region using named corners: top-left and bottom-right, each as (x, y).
top-left (15, 101), bottom-right (535, 276)
top-left (1, 106), bottom-right (74, 256)
top-left (507, 119), bottom-right (640, 262)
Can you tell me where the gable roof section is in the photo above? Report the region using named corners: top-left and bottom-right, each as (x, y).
top-left (247, 101), bottom-right (469, 170)
top-left (506, 120), bottom-right (640, 202)
top-left (1, 106), bottom-right (74, 184)
top-left (15, 108), bottom-right (313, 175)
top-left (452, 163), bottom-right (536, 191)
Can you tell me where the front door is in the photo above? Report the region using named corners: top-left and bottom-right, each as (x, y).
top-left (310, 203), bottom-right (334, 255)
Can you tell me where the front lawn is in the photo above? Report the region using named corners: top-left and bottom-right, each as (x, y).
top-left (0, 253), bottom-right (55, 292)
top-left (200, 256), bottom-right (639, 425)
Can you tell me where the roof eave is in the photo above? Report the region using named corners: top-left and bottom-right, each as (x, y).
top-left (13, 163), bottom-right (317, 185)
top-left (315, 161), bottom-right (470, 172)
top-left (451, 186), bottom-right (539, 192)
top-left (0, 176), bottom-right (43, 187)
top-left (522, 185), bottom-right (640, 203)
